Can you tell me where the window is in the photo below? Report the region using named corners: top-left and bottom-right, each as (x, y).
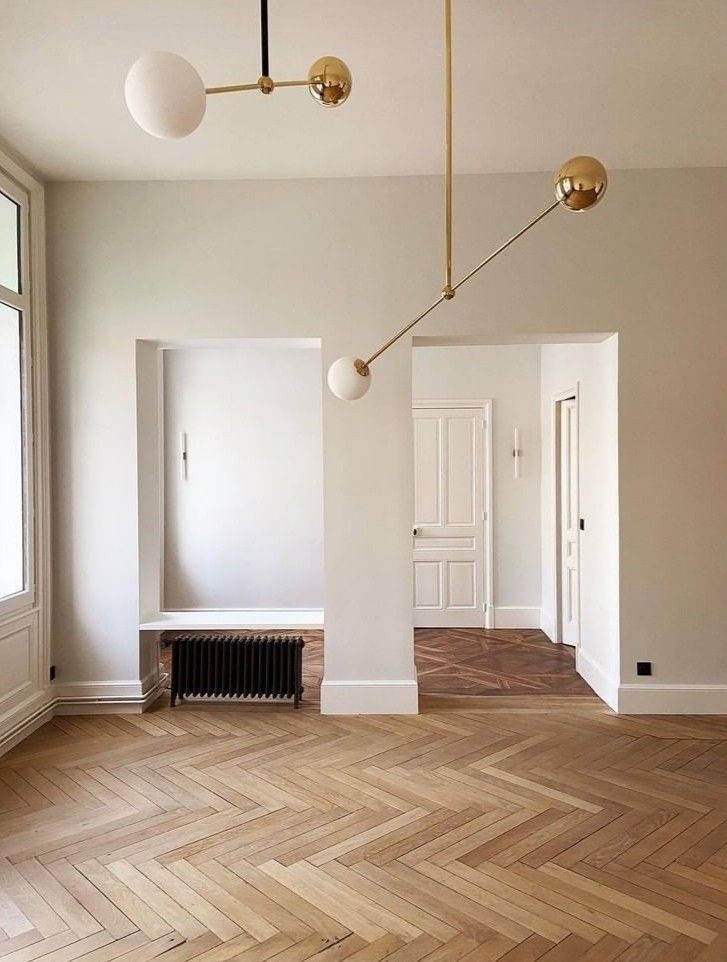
top-left (0, 173), bottom-right (32, 611)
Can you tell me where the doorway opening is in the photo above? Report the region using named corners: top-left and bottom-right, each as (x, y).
top-left (554, 391), bottom-right (579, 647)
top-left (411, 335), bottom-right (619, 703)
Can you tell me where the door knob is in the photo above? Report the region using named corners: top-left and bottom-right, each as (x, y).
top-left (413, 527), bottom-right (418, 536)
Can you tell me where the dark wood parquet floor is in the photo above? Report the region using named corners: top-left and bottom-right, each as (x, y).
top-left (415, 629), bottom-right (593, 697)
top-left (161, 629), bottom-right (592, 704)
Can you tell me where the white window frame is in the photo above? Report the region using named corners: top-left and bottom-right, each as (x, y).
top-left (0, 167), bottom-right (35, 617)
top-left (0, 145), bottom-right (51, 755)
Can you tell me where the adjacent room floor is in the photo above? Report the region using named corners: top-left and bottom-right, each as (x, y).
top-left (2, 694), bottom-right (726, 961)
top-left (414, 628), bottom-right (592, 697)
top-left (161, 628), bottom-right (593, 706)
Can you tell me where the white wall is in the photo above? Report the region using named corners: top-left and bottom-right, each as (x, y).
top-left (162, 343), bottom-right (324, 612)
top-left (540, 337), bottom-right (620, 706)
top-left (413, 344), bottom-right (541, 627)
top-left (47, 169), bottom-right (727, 714)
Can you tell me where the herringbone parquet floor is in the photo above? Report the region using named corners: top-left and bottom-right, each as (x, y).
top-left (2, 696), bottom-right (727, 961)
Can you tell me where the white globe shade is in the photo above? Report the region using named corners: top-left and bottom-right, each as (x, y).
top-left (125, 51), bottom-right (206, 139)
top-left (327, 357), bottom-right (371, 400)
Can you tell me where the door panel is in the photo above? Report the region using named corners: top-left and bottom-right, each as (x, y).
top-left (559, 399), bottom-right (579, 646)
top-left (413, 417), bottom-right (441, 524)
top-left (446, 418), bottom-right (475, 525)
top-left (414, 561), bottom-right (442, 609)
top-left (448, 561), bottom-right (476, 609)
top-left (413, 407), bottom-right (487, 627)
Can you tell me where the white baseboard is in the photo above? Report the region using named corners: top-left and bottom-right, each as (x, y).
top-left (54, 673), bottom-right (166, 715)
top-left (0, 694), bottom-right (55, 757)
top-left (576, 649), bottom-right (619, 711)
top-left (493, 606), bottom-right (541, 629)
top-left (321, 679), bottom-right (418, 715)
top-left (140, 609), bottom-right (324, 631)
top-left (618, 683), bottom-right (727, 715)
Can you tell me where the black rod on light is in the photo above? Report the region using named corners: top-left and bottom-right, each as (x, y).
top-left (260, 0), bottom-right (270, 77)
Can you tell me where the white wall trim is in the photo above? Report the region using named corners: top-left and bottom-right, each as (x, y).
top-left (618, 684), bottom-right (727, 715)
top-left (413, 398), bottom-right (492, 409)
top-left (321, 679), bottom-right (418, 715)
top-left (1, 672), bottom-right (169, 754)
top-left (540, 611), bottom-right (556, 642)
top-left (140, 609), bottom-right (324, 631)
top-left (492, 606), bottom-right (541, 629)
top-left (576, 648), bottom-right (619, 711)
top-left (54, 675), bottom-right (166, 715)
top-left (0, 693), bottom-right (54, 756)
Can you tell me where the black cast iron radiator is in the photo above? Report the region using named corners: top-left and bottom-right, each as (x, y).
top-left (170, 634), bottom-right (305, 708)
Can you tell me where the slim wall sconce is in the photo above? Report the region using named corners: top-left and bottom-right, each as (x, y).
top-left (180, 432), bottom-right (188, 481)
top-left (513, 427), bottom-right (522, 480)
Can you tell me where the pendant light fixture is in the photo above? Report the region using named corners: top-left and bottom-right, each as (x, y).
top-left (327, 0), bottom-right (607, 401)
top-left (125, 0), bottom-right (352, 140)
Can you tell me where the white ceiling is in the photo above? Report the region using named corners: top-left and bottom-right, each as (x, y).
top-left (1, 0), bottom-right (726, 181)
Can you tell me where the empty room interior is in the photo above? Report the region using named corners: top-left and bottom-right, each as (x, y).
top-left (1, 2), bottom-right (726, 961)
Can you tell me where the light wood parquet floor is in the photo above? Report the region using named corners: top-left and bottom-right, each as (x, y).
top-left (2, 691), bottom-right (727, 961)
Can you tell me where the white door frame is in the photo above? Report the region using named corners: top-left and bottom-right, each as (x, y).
top-left (412, 399), bottom-right (493, 628)
top-left (551, 386), bottom-right (580, 647)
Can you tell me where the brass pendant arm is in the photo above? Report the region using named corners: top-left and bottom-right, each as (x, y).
top-left (205, 82), bottom-right (264, 95)
top-left (361, 199), bottom-right (560, 370)
top-left (452, 199), bottom-right (560, 292)
top-left (363, 295), bottom-right (446, 369)
top-left (274, 78), bottom-right (315, 88)
top-left (206, 77), bottom-right (325, 95)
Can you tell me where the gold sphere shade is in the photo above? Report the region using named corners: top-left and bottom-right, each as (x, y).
top-left (554, 156), bottom-right (608, 211)
top-left (308, 57), bottom-right (352, 107)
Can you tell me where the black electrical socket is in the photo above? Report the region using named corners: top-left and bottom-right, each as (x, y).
top-left (636, 661), bottom-right (652, 677)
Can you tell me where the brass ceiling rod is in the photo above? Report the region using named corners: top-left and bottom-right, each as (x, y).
top-left (261, 0), bottom-right (270, 78)
top-left (326, 0), bottom-right (609, 400)
top-left (204, 0), bottom-right (352, 101)
top-left (443, 0), bottom-right (454, 299)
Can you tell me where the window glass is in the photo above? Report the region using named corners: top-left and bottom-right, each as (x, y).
top-left (0, 190), bottom-right (20, 293)
top-left (0, 302), bottom-right (25, 598)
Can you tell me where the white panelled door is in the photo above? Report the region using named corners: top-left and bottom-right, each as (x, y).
top-left (412, 407), bottom-right (487, 627)
top-left (559, 398), bottom-right (580, 646)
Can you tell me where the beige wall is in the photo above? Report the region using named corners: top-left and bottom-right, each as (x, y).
top-left (47, 168), bottom-right (727, 711)
top-left (162, 343), bottom-right (324, 612)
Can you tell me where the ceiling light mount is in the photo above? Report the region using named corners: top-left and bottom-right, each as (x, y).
top-left (327, 0), bottom-right (608, 401)
top-left (125, 0), bottom-right (352, 139)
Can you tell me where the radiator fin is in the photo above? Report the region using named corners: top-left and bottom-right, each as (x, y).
top-left (170, 634), bottom-right (304, 708)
